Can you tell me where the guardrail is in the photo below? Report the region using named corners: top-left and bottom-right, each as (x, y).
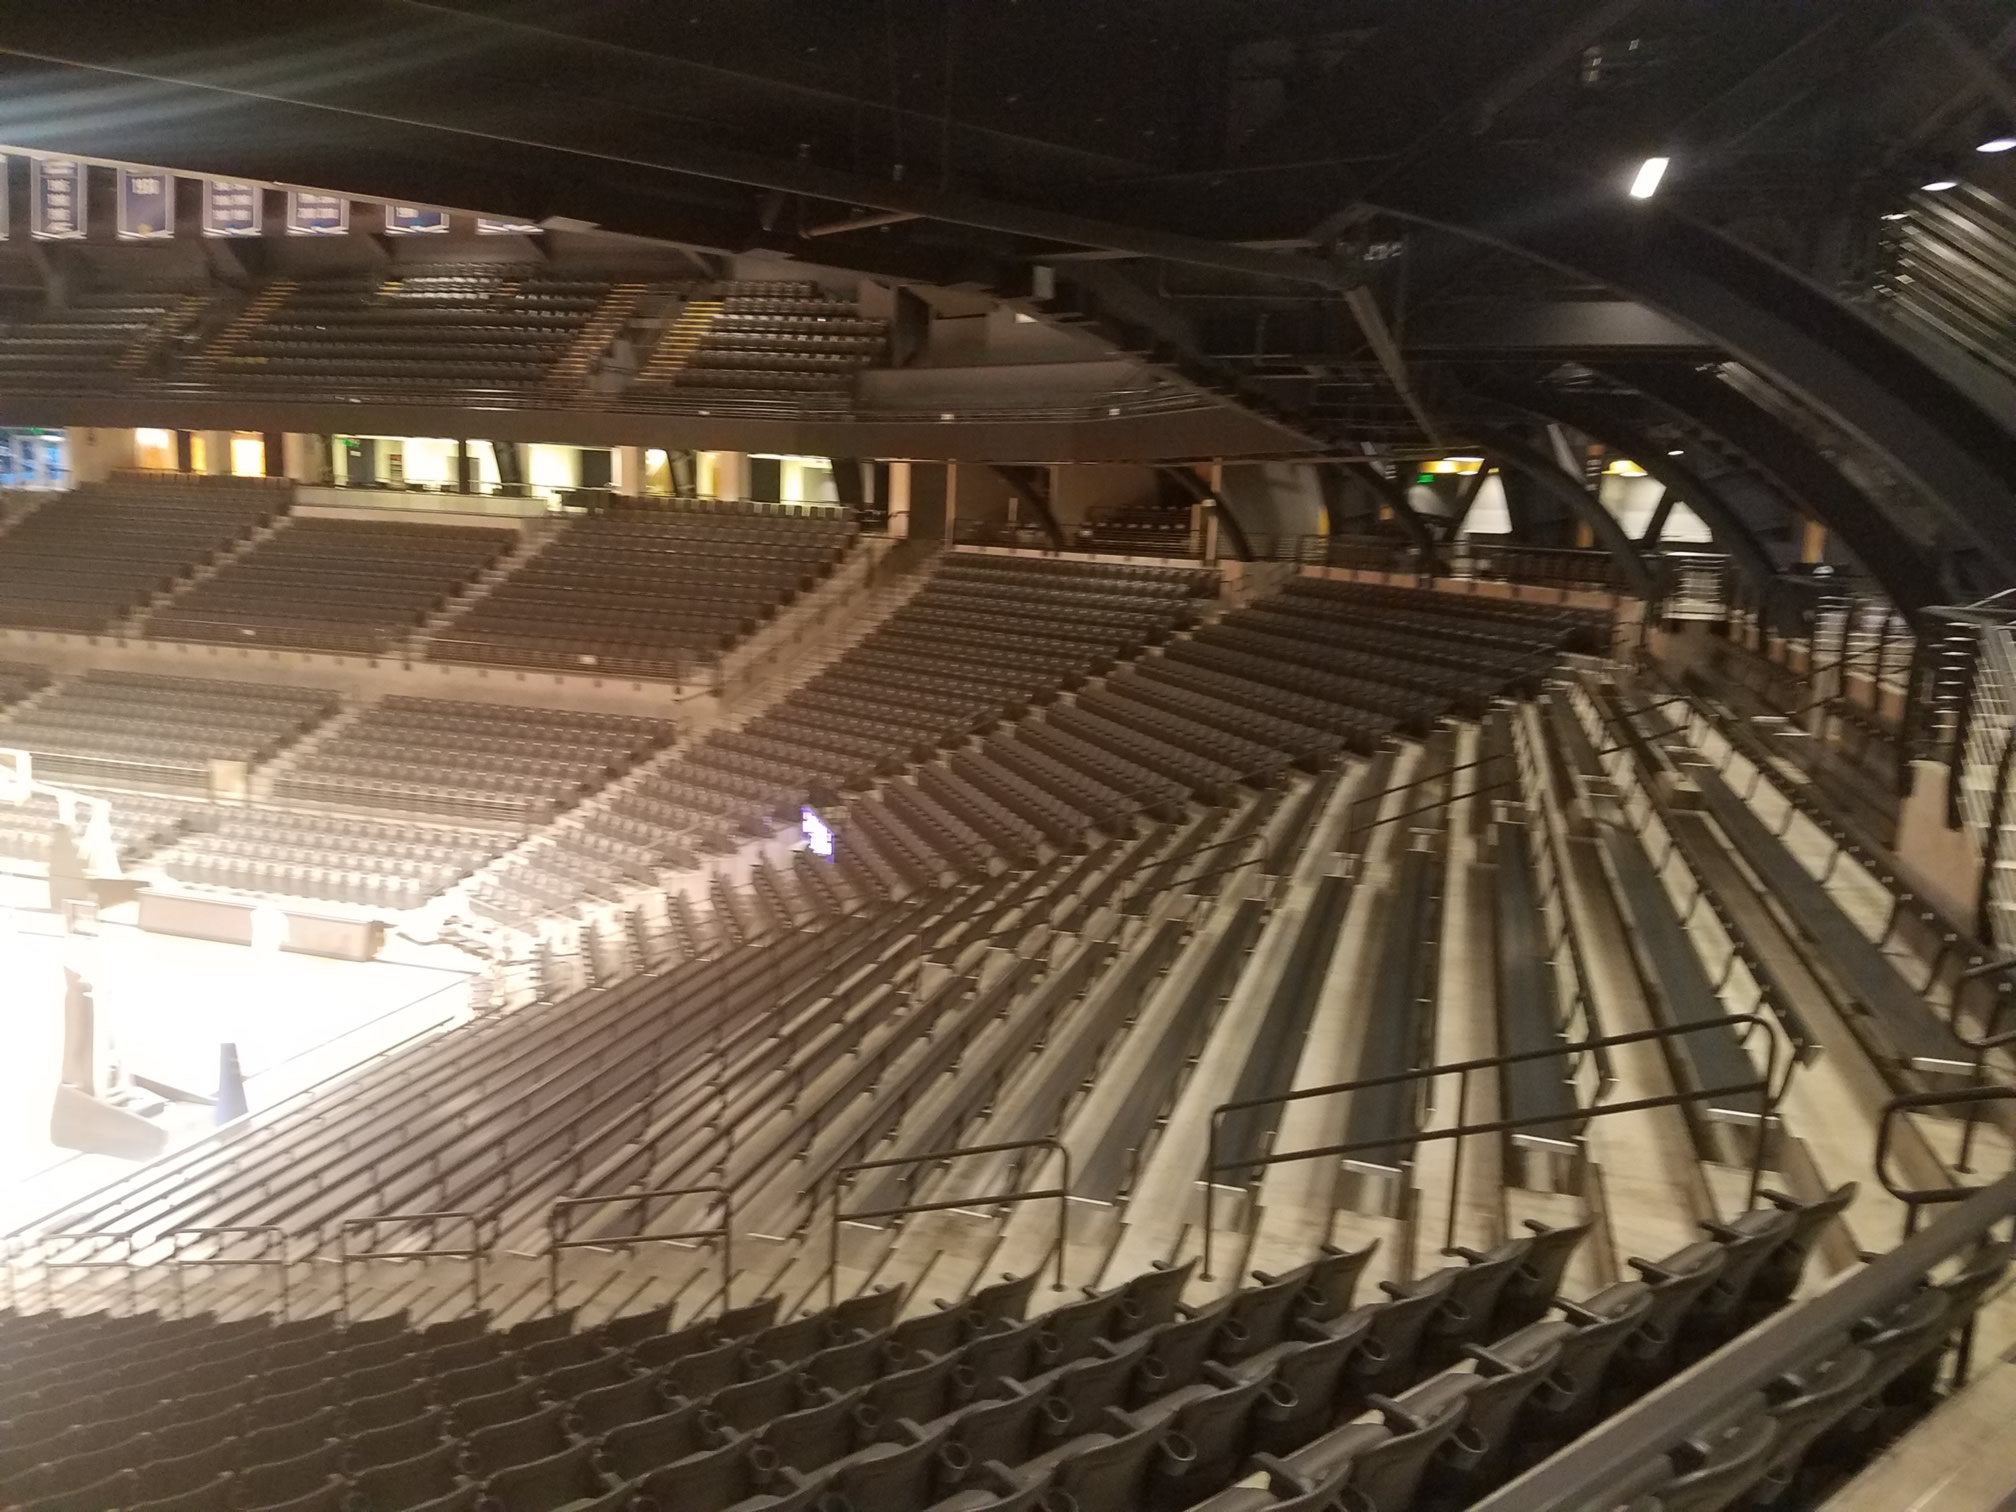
top-left (169, 1225), bottom-right (290, 1319)
top-left (1198, 1013), bottom-right (1788, 1283)
top-left (819, 1136), bottom-right (1072, 1312)
top-left (547, 1184), bottom-right (733, 1313)
top-left (337, 1210), bottom-right (489, 1320)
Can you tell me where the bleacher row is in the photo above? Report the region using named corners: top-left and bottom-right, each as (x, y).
top-left (5, 1174), bottom-right (2003, 1512)
top-left (426, 506), bottom-right (858, 680)
top-left (0, 476), bottom-right (287, 635)
top-left (145, 517), bottom-right (517, 656)
top-left (0, 271), bottom-right (888, 406)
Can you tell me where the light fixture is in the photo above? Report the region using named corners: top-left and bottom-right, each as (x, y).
top-left (1628, 155), bottom-right (1669, 199)
top-left (1920, 174), bottom-right (1960, 192)
top-left (1977, 115), bottom-right (2016, 153)
top-left (1667, 448), bottom-right (1684, 456)
top-left (1881, 211), bottom-right (1910, 222)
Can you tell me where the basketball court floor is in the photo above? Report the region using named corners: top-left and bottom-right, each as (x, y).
top-left (0, 873), bottom-right (478, 1236)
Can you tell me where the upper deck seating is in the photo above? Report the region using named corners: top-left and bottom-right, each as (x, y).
top-left (202, 267), bottom-right (629, 393)
top-left (657, 280), bottom-right (886, 397)
top-left (146, 516), bottom-right (516, 655)
top-left (0, 476), bottom-right (288, 634)
top-left (0, 288), bottom-right (203, 390)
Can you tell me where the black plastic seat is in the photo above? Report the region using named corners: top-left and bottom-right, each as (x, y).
top-left (957, 1319), bottom-right (1048, 1389)
top-left (869, 1352), bottom-right (986, 1430)
top-left (597, 1402), bottom-right (720, 1482)
top-left (346, 1407), bottom-right (452, 1471)
top-left (1609, 1406), bottom-right (1777, 1512)
top-left (1209, 1273), bottom-right (1310, 1365)
top-left (1488, 1220), bottom-right (1593, 1334)
top-left (1241, 1313), bottom-right (1374, 1456)
top-left (1255, 1244), bottom-right (1379, 1326)
top-left (946, 1387), bottom-right (1051, 1468)
top-left (1026, 1417), bottom-right (1167, 1512)
top-left (464, 1402), bottom-right (576, 1474)
top-left (1412, 1245), bottom-right (1529, 1370)
top-left (1503, 1282), bottom-right (1654, 1450)
top-left (1687, 1209), bottom-right (1797, 1353)
top-left (757, 1386), bottom-right (882, 1473)
top-left (1275, 1382), bottom-right (1469, 1512)
top-left (1138, 1372), bottom-right (1275, 1508)
top-left (1340, 1271), bottom-right (1457, 1405)
top-left (704, 1372), bottom-right (820, 1436)
top-left (802, 1329), bottom-right (902, 1393)
top-left (480, 1443), bottom-right (624, 1512)
top-left (1610, 1243), bottom-right (1729, 1395)
top-left (815, 1422), bottom-right (958, 1512)
top-left (569, 1372), bottom-right (680, 1436)
top-left (712, 1297), bottom-right (783, 1341)
top-left (1096, 1260), bottom-right (1198, 1335)
top-left (347, 1441), bottom-right (467, 1512)
top-left (1745, 1187), bottom-right (1855, 1317)
top-left (829, 1286), bottom-right (905, 1342)
top-left (1413, 1343), bottom-right (1558, 1504)
top-left (1746, 1346), bottom-right (1874, 1507)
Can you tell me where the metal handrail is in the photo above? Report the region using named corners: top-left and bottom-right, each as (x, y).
top-left (547, 1184), bottom-right (733, 1313)
top-left (1470, 1168), bottom-right (2016, 1512)
top-left (823, 1137), bottom-right (1072, 1312)
top-left (1199, 1012), bottom-right (1786, 1282)
top-left (28, 1230), bottom-right (140, 1314)
top-left (168, 1225), bottom-right (290, 1320)
top-left (337, 1210), bottom-right (488, 1321)
top-left (1876, 1086), bottom-right (2016, 1235)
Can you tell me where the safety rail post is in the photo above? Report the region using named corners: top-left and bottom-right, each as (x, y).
top-left (546, 1184), bottom-right (733, 1314)
top-left (1199, 1013), bottom-right (1785, 1282)
top-left (1976, 718), bottom-right (2016, 946)
top-left (167, 1226), bottom-right (290, 1320)
top-left (31, 1230), bottom-right (140, 1314)
top-left (337, 1210), bottom-right (488, 1323)
top-left (823, 1137), bottom-right (1072, 1313)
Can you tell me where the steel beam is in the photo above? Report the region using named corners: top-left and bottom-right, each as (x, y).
top-left (1469, 378), bottom-right (1783, 600)
top-left (990, 466), bottom-right (1065, 550)
top-left (1639, 489), bottom-right (1677, 545)
top-left (1471, 424), bottom-right (1657, 597)
top-left (1603, 363), bottom-right (1950, 612)
top-left (1160, 467), bottom-right (1253, 562)
top-left (1364, 141), bottom-right (2016, 587)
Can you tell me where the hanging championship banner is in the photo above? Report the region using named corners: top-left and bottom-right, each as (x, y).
top-left (31, 158), bottom-right (86, 240)
top-left (476, 216), bottom-right (542, 235)
top-left (287, 190), bottom-right (348, 236)
top-left (204, 180), bottom-right (261, 237)
top-left (118, 169), bottom-right (173, 240)
top-left (386, 204), bottom-right (449, 235)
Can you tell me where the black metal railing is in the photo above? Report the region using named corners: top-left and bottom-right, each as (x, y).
top-left (1198, 1013), bottom-right (1788, 1282)
top-left (819, 1137), bottom-right (1073, 1312)
top-left (337, 1210), bottom-right (489, 1320)
top-left (547, 1185), bottom-right (734, 1313)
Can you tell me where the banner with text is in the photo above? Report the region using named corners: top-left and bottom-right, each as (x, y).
top-left (204, 180), bottom-right (261, 237)
top-left (386, 204), bottom-right (449, 235)
top-left (287, 190), bottom-right (348, 236)
top-left (31, 158), bottom-right (85, 240)
top-left (118, 169), bottom-right (173, 240)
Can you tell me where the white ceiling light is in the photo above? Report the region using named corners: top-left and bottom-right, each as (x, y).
top-left (1628, 155), bottom-right (1670, 199)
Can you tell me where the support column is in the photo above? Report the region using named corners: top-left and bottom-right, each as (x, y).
top-left (455, 438), bottom-right (473, 495)
top-left (613, 445), bottom-right (643, 495)
top-left (261, 432), bottom-right (283, 477)
top-left (174, 430), bottom-right (194, 473)
top-left (886, 461), bottom-right (912, 539)
top-left (710, 450), bottom-right (747, 501)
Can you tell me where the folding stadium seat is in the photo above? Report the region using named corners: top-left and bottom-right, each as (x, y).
top-left (1254, 1244), bottom-right (1377, 1327)
top-left (463, 1403), bottom-right (578, 1474)
top-left (864, 1351), bottom-right (983, 1430)
top-left (479, 1444), bottom-right (631, 1512)
top-left (350, 1435), bottom-right (471, 1507)
top-left (1480, 1219), bottom-right (1593, 1336)
top-left (704, 1371), bottom-right (824, 1437)
top-left (1203, 1272), bottom-right (1310, 1366)
top-left (231, 1442), bottom-right (346, 1511)
top-left (596, 1402), bottom-right (721, 1483)
top-left (1745, 1344), bottom-right (1876, 1508)
top-left (1281, 1378), bottom-right (1473, 1512)
top-left (1134, 1372), bottom-right (1276, 1508)
top-left (1333, 1275), bottom-right (1458, 1408)
top-left (1015, 1416), bottom-right (1169, 1512)
top-left (956, 1318), bottom-right (1050, 1389)
top-left (1605, 1403), bottom-right (1778, 1512)
top-left (756, 1385), bottom-right (885, 1473)
top-left (345, 1406), bottom-right (452, 1471)
top-left (917, 1470), bottom-right (1053, 1512)
top-left (629, 1438), bottom-right (820, 1512)
top-left (447, 1377), bottom-right (547, 1434)
top-left (1608, 1242), bottom-right (1729, 1397)
top-left (801, 1329), bottom-right (905, 1394)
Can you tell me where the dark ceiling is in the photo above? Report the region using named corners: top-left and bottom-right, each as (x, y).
top-left (0, 0), bottom-right (2012, 606)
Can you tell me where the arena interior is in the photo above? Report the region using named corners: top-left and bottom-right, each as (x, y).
top-left (0, 4), bottom-right (2012, 1510)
